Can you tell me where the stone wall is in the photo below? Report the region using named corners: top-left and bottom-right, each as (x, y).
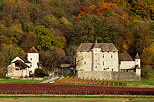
top-left (77, 71), bottom-right (141, 81)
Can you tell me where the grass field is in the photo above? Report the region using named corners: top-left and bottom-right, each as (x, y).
top-left (0, 78), bottom-right (43, 84)
top-left (126, 78), bottom-right (154, 88)
top-left (0, 97), bottom-right (154, 102)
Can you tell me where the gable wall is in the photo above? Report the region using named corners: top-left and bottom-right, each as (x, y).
top-left (11, 57), bottom-right (24, 63)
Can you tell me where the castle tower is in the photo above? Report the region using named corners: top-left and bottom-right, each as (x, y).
top-left (135, 53), bottom-right (140, 67)
top-left (92, 40), bottom-right (101, 71)
top-left (135, 53), bottom-right (141, 76)
top-left (27, 47), bottom-right (39, 74)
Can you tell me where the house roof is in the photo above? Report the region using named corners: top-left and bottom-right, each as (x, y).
top-left (77, 42), bottom-right (118, 52)
top-left (119, 53), bottom-right (133, 61)
top-left (135, 53), bottom-right (140, 59)
top-left (28, 46), bottom-right (38, 53)
top-left (19, 56), bottom-right (31, 63)
top-left (12, 60), bottom-right (29, 69)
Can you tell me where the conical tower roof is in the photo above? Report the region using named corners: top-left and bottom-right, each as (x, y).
top-left (135, 53), bottom-right (140, 59)
top-left (28, 46), bottom-right (38, 53)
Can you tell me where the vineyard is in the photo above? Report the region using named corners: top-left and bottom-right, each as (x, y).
top-left (0, 84), bottom-right (154, 95)
top-left (55, 76), bottom-right (127, 87)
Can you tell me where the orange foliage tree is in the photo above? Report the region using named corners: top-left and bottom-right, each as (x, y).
top-left (77, 3), bottom-right (116, 19)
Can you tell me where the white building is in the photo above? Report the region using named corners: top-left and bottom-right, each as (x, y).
top-left (76, 40), bottom-right (141, 80)
top-left (6, 47), bottom-right (41, 77)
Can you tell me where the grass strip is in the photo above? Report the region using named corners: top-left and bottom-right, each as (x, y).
top-left (0, 95), bottom-right (153, 98)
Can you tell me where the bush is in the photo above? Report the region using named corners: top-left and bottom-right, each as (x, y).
top-left (0, 69), bottom-right (5, 78)
top-left (34, 68), bottom-right (46, 77)
top-left (142, 65), bottom-right (154, 80)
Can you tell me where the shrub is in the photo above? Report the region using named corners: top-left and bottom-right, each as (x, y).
top-left (34, 68), bottom-right (46, 77)
top-left (0, 69), bottom-right (5, 78)
top-left (142, 65), bottom-right (154, 80)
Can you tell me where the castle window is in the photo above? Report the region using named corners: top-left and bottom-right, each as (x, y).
top-left (30, 58), bottom-right (32, 60)
top-left (95, 60), bottom-right (97, 62)
top-left (111, 54), bottom-right (113, 58)
top-left (15, 68), bottom-right (19, 70)
top-left (95, 66), bottom-right (97, 68)
top-left (95, 53), bottom-right (97, 55)
top-left (95, 50), bottom-right (97, 52)
top-left (103, 54), bottom-right (104, 58)
top-left (108, 51), bottom-right (109, 53)
top-left (84, 61), bottom-right (86, 64)
top-left (84, 55), bottom-right (86, 58)
top-left (103, 61), bottom-right (104, 65)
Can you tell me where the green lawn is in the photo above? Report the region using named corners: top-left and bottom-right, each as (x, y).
top-left (127, 78), bottom-right (154, 88)
top-left (0, 78), bottom-right (43, 84)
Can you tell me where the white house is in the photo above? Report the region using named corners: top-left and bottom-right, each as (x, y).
top-left (76, 40), bottom-right (141, 80)
top-left (6, 47), bottom-right (41, 77)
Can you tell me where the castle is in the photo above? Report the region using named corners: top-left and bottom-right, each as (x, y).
top-left (6, 47), bottom-right (41, 77)
top-left (76, 40), bottom-right (141, 80)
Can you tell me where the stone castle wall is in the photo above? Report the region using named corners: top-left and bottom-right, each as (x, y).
top-left (78, 71), bottom-right (141, 81)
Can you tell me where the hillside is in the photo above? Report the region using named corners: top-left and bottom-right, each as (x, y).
top-left (0, 0), bottom-right (153, 79)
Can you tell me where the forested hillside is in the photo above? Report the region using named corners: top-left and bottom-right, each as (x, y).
top-left (0, 0), bottom-right (153, 79)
